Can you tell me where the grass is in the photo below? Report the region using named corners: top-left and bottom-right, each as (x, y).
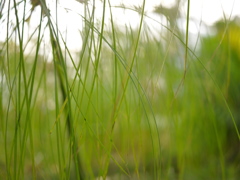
top-left (0, 0), bottom-right (240, 179)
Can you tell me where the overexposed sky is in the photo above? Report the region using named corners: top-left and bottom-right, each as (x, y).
top-left (53, 0), bottom-right (240, 50)
top-left (0, 0), bottom-right (240, 51)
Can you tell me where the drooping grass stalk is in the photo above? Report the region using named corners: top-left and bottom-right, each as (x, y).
top-left (48, 25), bottom-right (85, 180)
top-left (28, 0), bottom-right (85, 179)
top-left (50, 27), bottom-right (84, 179)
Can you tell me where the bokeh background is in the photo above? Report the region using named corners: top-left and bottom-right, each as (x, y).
top-left (0, 0), bottom-right (240, 179)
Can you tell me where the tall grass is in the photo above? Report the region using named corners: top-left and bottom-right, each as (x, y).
top-left (0, 0), bottom-right (239, 179)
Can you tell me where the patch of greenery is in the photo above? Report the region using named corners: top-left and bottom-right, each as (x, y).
top-left (0, 0), bottom-right (239, 179)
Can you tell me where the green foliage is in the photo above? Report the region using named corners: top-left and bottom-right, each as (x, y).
top-left (0, 0), bottom-right (239, 179)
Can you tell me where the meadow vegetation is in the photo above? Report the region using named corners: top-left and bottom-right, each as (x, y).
top-left (0, 0), bottom-right (239, 179)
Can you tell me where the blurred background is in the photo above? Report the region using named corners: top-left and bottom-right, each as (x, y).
top-left (0, 0), bottom-right (240, 179)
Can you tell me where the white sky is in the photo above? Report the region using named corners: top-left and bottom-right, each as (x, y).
top-left (0, 0), bottom-right (240, 51)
